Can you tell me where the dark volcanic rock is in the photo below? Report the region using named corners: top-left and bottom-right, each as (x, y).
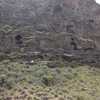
top-left (0, 0), bottom-right (99, 32)
top-left (0, 0), bottom-right (100, 61)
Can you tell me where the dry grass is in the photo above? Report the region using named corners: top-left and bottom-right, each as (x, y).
top-left (0, 59), bottom-right (100, 100)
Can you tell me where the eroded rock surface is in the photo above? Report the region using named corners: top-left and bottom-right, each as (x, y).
top-left (0, 0), bottom-right (100, 59)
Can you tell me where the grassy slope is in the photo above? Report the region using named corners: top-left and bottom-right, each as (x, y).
top-left (0, 60), bottom-right (100, 100)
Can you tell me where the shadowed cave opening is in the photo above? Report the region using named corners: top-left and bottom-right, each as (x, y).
top-left (15, 35), bottom-right (23, 46)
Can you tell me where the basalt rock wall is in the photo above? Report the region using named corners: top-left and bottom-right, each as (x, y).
top-left (0, 0), bottom-right (100, 54)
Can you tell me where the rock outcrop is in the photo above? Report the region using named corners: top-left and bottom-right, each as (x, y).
top-left (0, 0), bottom-right (100, 55)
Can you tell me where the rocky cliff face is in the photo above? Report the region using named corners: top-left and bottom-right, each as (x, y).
top-left (0, 0), bottom-right (100, 55)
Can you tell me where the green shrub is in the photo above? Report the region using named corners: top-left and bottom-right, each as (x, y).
top-left (0, 75), bottom-right (14, 89)
top-left (42, 74), bottom-right (56, 86)
top-left (0, 25), bottom-right (13, 34)
top-left (77, 96), bottom-right (85, 100)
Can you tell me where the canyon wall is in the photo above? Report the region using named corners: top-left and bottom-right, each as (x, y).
top-left (0, 0), bottom-right (100, 54)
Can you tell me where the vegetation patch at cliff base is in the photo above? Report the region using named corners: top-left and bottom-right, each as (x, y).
top-left (0, 59), bottom-right (100, 100)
